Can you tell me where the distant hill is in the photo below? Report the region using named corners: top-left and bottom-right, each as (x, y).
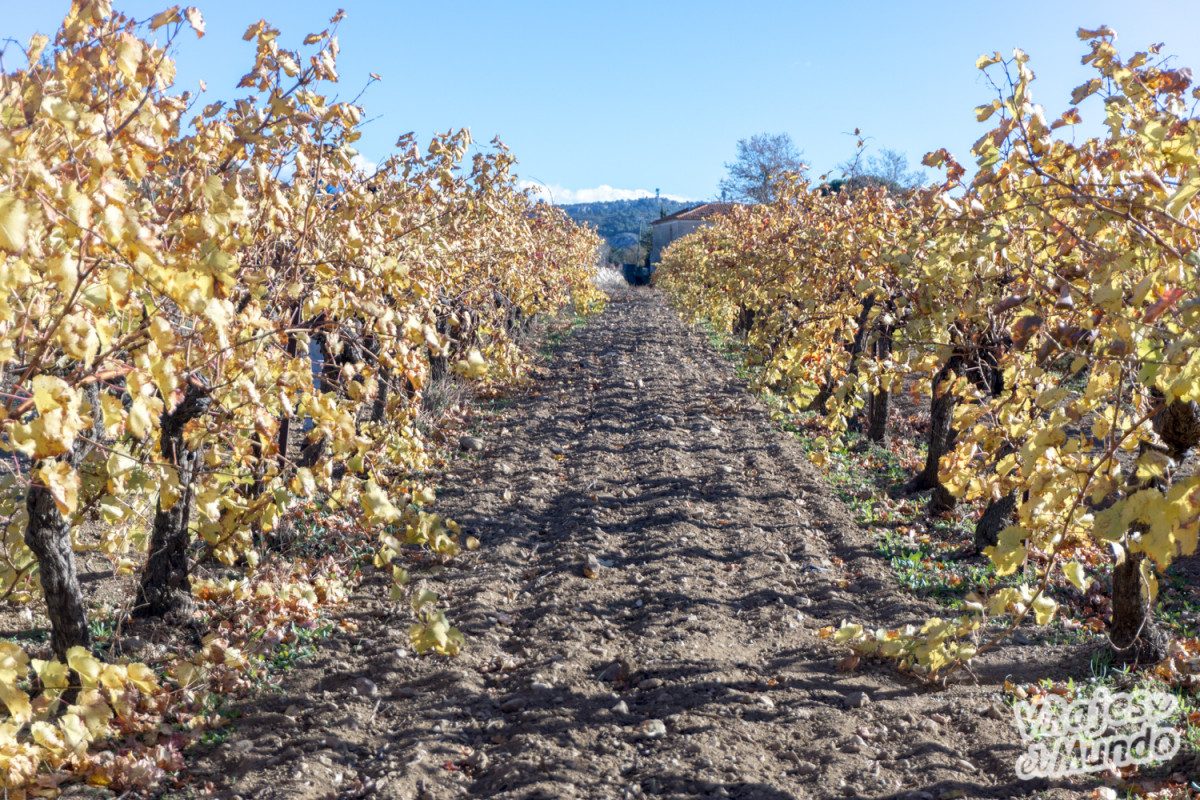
top-left (561, 197), bottom-right (695, 252)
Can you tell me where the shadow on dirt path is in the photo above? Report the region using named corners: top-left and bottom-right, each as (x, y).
top-left (191, 288), bottom-right (1100, 800)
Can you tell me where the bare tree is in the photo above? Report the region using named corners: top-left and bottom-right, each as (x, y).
top-left (719, 133), bottom-right (805, 204)
top-left (838, 148), bottom-right (925, 193)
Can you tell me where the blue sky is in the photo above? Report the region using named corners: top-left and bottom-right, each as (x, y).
top-left (6, 1), bottom-right (1200, 202)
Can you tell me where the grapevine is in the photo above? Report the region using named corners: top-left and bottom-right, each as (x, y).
top-left (0, 1), bottom-right (601, 792)
top-left (660, 28), bottom-right (1200, 679)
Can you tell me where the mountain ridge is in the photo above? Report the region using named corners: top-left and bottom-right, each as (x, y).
top-left (559, 197), bottom-right (698, 256)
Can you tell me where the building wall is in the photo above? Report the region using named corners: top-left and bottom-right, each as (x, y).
top-left (649, 219), bottom-right (705, 264)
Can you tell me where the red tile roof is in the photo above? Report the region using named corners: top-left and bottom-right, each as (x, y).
top-left (649, 202), bottom-right (740, 224)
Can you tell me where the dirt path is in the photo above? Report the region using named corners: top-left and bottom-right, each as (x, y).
top-left (194, 288), bottom-right (1097, 800)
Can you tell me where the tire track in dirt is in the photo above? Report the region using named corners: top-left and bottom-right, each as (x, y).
top-left (195, 288), bottom-right (1095, 800)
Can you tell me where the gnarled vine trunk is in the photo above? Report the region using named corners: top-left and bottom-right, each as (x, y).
top-left (371, 366), bottom-right (391, 424)
top-left (732, 306), bottom-right (755, 337)
top-left (1110, 396), bottom-right (1200, 663)
top-left (808, 296), bottom-right (876, 416)
top-left (907, 337), bottom-right (1007, 514)
top-left (906, 355), bottom-right (961, 502)
top-left (134, 380), bottom-right (211, 619)
top-left (25, 454), bottom-right (90, 660)
top-left (1110, 551), bottom-right (1168, 664)
top-left (973, 491), bottom-right (1017, 552)
top-left (428, 307), bottom-right (452, 382)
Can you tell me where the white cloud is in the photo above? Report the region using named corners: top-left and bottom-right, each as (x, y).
top-left (350, 153), bottom-right (378, 174)
top-left (519, 181), bottom-right (691, 204)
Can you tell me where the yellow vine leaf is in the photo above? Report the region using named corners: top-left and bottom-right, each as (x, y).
top-left (34, 461), bottom-right (79, 516)
top-left (0, 194), bottom-right (29, 254)
top-left (1063, 561), bottom-right (1092, 592)
top-left (66, 647), bottom-right (102, 688)
top-left (361, 479), bottom-right (402, 524)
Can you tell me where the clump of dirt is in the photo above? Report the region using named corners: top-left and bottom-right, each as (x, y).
top-left (187, 287), bottom-right (1113, 799)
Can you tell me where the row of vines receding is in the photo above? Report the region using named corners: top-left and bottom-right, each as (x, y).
top-left (0, 0), bottom-right (602, 792)
top-left (659, 28), bottom-right (1200, 682)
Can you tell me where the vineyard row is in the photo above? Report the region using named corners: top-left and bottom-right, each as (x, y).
top-left (659, 28), bottom-right (1200, 679)
top-left (0, 1), bottom-right (602, 790)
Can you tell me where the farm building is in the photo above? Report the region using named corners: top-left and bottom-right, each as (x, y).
top-left (648, 202), bottom-right (739, 264)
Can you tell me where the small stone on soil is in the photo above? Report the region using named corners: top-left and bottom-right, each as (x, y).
top-left (844, 691), bottom-right (871, 709)
top-left (599, 659), bottom-right (631, 683)
top-left (637, 719), bottom-right (667, 739)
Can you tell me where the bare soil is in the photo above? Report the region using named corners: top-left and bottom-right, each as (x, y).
top-left (187, 288), bottom-right (1115, 800)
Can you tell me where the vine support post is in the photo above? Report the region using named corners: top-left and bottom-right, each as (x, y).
top-left (276, 304), bottom-right (304, 470)
top-left (864, 323), bottom-right (893, 442)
